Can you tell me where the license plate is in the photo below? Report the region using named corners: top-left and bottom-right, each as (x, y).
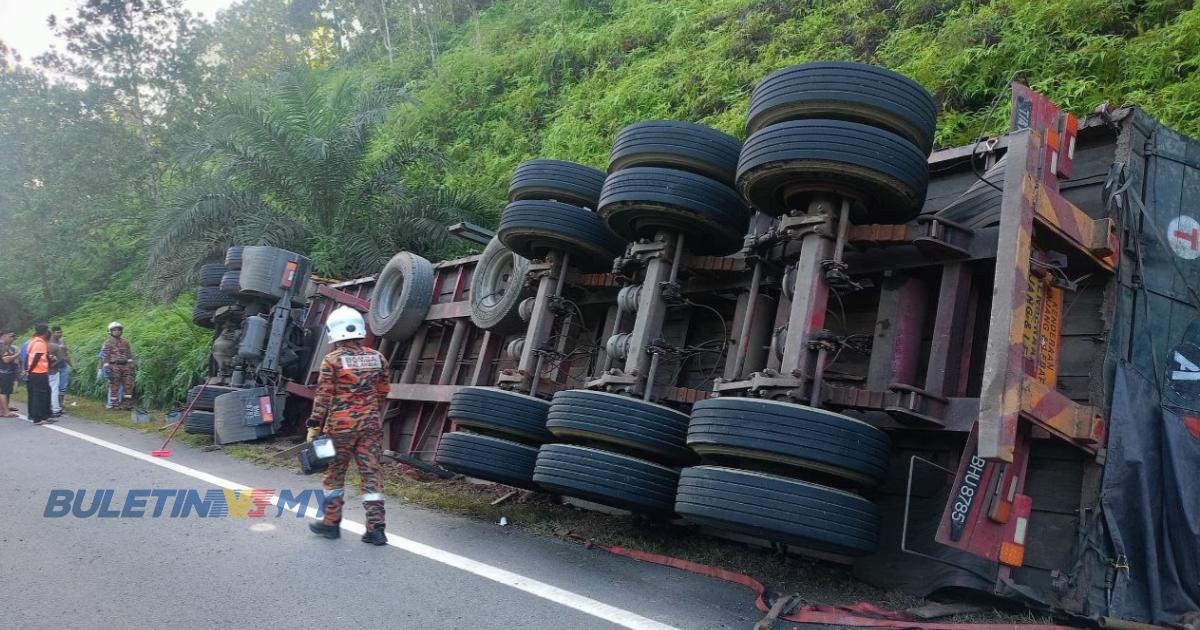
top-left (949, 448), bottom-right (988, 541)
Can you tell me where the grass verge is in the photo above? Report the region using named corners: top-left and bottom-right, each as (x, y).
top-left (40, 390), bottom-right (1050, 623)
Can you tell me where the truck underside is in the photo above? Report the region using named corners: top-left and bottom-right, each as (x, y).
top-left (199, 75), bottom-right (1200, 623)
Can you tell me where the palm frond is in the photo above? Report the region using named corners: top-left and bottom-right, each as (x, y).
top-left (140, 184), bottom-right (286, 300)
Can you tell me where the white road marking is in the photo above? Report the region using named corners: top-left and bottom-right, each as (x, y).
top-left (40, 422), bottom-right (680, 630)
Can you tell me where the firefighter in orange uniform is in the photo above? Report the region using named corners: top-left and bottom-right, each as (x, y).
top-left (306, 306), bottom-right (391, 545)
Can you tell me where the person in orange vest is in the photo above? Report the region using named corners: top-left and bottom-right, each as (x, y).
top-left (26, 323), bottom-right (54, 425)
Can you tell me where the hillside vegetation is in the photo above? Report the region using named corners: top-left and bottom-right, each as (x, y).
top-left (2, 0), bottom-right (1198, 404)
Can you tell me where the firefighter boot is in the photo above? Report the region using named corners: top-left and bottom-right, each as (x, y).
top-left (308, 520), bottom-right (340, 539)
top-left (361, 525), bottom-right (386, 546)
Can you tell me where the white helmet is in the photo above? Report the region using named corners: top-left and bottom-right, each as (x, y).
top-left (108, 321), bottom-right (124, 332)
top-left (326, 306), bottom-right (366, 342)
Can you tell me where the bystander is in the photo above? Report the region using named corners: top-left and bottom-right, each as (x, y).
top-left (0, 330), bottom-right (19, 418)
top-left (26, 324), bottom-right (53, 424)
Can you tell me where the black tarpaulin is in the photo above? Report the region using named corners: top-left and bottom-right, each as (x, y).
top-left (1102, 361), bottom-right (1200, 622)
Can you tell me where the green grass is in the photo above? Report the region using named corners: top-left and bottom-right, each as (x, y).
top-left (46, 283), bottom-right (211, 409)
top-left (382, 0), bottom-right (1200, 223)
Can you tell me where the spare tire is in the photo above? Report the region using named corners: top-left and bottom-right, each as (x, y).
top-left (435, 432), bottom-right (541, 490)
top-left (687, 397), bottom-right (890, 486)
top-left (197, 286), bottom-right (237, 311)
top-left (546, 390), bottom-right (694, 465)
top-left (368, 251), bottom-right (434, 342)
top-left (183, 410), bottom-right (215, 435)
top-left (470, 237), bottom-right (534, 334)
top-left (191, 306), bottom-right (215, 329)
top-left (747, 61), bottom-right (937, 154)
top-left (675, 466), bottom-right (880, 556)
top-left (534, 444), bottom-right (680, 515)
top-left (508, 159), bottom-right (606, 208)
top-left (737, 119), bottom-right (929, 223)
top-left (199, 263), bottom-right (227, 287)
top-left (187, 385), bottom-right (241, 412)
top-left (219, 270), bottom-right (241, 295)
top-left (225, 246), bottom-right (244, 271)
top-left (450, 387), bottom-right (553, 445)
top-left (608, 121), bottom-right (742, 187)
top-left (498, 200), bottom-right (626, 273)
top-left (599, 167), bottom-right (750, 256)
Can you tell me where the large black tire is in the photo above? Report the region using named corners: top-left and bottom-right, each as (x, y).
top-left (508, 159), bottom-right (607, 208)
top-left (219, 270), bottom-right (241, 295)
top-left (187, 385), bottom-right (241, 412)
top-left (183, 410), bottom-right (215, 435)
top-left (534, 444), bottom-right (679, 515)
top-left (934, 155), bottom-right (1005, 229)
top-left (737, 119), bottom-right (929, 223)
top-left (199, 263), bottom-right (227, 287)
top-left (469, 237), bottom-right (534, 334)
top-left (224, 245), bottom-right (244, 271)
top-left (450, 387), bottom-right (553, 445)
top-left (498, 200), bottom-right (626, 273)
top-left (598, 167), bottom-right (750, 256)
top-left (197, 286), bottom-right (237, 311)
top-left (546, 390), bottom-right (694, 466)
top-left (368, 251), bottom-right (434, 342)
top-left (191, 306), bottom-right (215, 329)
top-left (747, 61), bottom-right (937, 154)
top-left (608, 121), bottom-right (742, 187)
top-left (687, 397), bottom-right (889, 486)
top-left (435, 432), bottom-right (541, 490)
top-left (675, 466), bottom-right (879, 556)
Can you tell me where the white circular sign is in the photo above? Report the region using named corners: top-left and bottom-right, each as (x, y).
top-left (1168, 215), bottom-right (1200, 260)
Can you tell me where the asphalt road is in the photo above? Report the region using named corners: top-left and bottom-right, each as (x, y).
top-left (0, 411), bottom-right (763, 629)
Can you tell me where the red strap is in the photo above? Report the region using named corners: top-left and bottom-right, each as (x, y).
top-left (565, 533), bottom-right (1074, 630)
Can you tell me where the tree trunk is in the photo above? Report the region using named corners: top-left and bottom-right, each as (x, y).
top-left (380, 0), bottom-right (394, 63)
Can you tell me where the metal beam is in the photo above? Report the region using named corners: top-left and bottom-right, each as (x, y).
top-left (924, 263), bottom-right (973, 397)
top-left (316, 283), bottom-right (371, 312)
top-left (446, 221), bottom-right (496, 247)
top-left (438, 320), bottom-right (469, 385)
top-left (978, 129), bottom-right (1036, 463)
top-left (778, 201), bottom-right (836, 380)
top-left (622, 234), bottom-right (679, 392)
top-left (388, 383), bottom-right (464, 403)
top-left (866, 273), bottom-right (928, 391)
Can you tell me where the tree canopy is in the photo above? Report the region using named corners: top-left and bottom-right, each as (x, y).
top-left (2, 0), bottom-right (1200, 403)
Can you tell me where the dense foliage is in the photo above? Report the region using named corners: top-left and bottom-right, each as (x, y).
top-left (2, 0), bottom-right (1199, 404)
top-left (52, 282), bottom-right (212, 409)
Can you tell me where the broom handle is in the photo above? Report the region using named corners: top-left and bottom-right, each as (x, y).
top-left (157, 381), bottom-right (209, 451)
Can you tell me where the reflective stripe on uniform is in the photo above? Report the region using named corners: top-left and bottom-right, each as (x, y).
top-left (361, 492), bottom-right (385, 502)
top-left (323, 488), bottom-right (345, 499)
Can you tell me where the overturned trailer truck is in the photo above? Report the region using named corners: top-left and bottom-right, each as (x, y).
top-left (199, 63), bottom-right (1199, 623)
